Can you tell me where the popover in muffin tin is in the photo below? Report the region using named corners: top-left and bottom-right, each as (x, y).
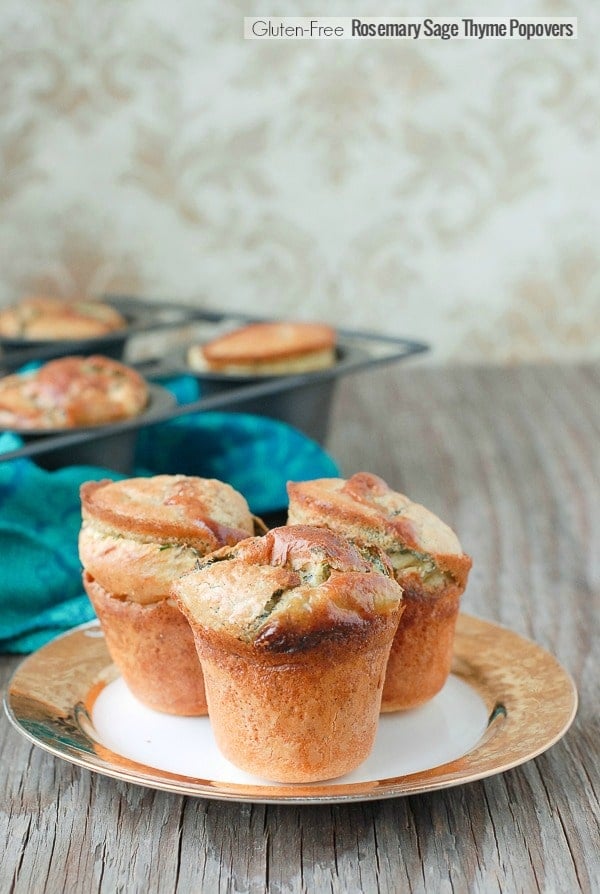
top-left (0, 296), bottom-right (127, 341)
top-left (187, 321), bottom-right (337, 376)
top-left (0, 355), bottom-right (149, 430)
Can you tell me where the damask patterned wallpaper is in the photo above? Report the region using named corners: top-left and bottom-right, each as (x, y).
top-left (0, 0), bottom-right (597, 363)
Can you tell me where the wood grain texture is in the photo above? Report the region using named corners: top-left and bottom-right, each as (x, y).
top-left (1, 362), bottom-right (598, 894)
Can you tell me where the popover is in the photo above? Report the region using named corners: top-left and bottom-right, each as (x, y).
top-left (79, 474), bottom-right (258, 716)
top-left (287, 472), bottom-right (472, 711)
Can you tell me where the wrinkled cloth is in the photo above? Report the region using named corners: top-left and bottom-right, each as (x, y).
top-left (0, 377), bottom-right (338, 652)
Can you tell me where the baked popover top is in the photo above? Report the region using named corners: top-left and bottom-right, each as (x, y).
top-left (80, 474), bottom-right (256, 551)
top-left (172, 524), bottom-right (403, 653)
top-left (287, 472), bottom-right (472, 590)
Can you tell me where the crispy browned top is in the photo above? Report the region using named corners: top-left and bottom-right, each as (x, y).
top-left (200, 322), bottom-right (336, 365)
top-left (80, 474), bottom-right (255, 550)
top-left (287, 473), bottom-right (472, 586)
top-left (0, 355), bottom-right (148, 429)
top-left (0, 296), bottom-right (127, 340)
top-left (172, 525), bottom-right (403, 653)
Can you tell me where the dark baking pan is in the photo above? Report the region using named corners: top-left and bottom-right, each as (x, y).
top-left (0, 375), bottom-right (349, 469)
top-left (166, 341), bottom-right (368, 444)
top-left (0, 301), bottom-right (429, 468)
top-left (140, 326), bottom-right (429, 445)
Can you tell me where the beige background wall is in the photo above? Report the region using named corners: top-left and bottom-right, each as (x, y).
top-left (0, 0), bottom-right (598, 363)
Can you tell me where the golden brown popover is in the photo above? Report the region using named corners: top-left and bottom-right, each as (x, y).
top-left (287, 473), bottom-right (472, 712)
top-left (79, 474), bottom-right (258, 716)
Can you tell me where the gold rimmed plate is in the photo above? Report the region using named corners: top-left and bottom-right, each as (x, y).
top-left (3, 614), bottom-right (577, 804)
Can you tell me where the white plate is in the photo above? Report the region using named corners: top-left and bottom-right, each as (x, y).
top-left (4, 614), bottom-right (578, 804)
top-left (92, 673), bottom-right (488, 785)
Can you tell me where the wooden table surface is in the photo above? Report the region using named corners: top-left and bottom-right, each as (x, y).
top-left (1, 362), bottom-right (598, 893)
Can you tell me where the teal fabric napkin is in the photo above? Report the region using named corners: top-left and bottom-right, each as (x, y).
top-left (0, 377), bottom-right (338, 653)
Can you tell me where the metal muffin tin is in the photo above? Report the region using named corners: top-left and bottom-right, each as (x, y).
top-left (148, 339), bottom-right (370, 445)
top-left (0, 296), bottom-right (428, 469)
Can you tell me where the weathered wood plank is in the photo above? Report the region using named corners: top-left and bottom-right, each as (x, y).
top-left (1, 363), bottom-right (598, 894)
